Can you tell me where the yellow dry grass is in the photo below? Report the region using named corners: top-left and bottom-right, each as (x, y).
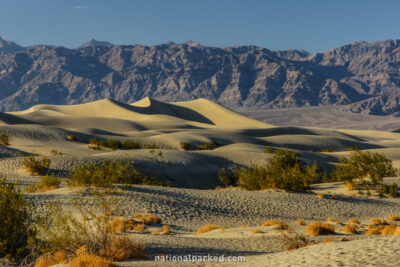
top-left (133, 224), bottom-right (146, 232)
top-left (347, 218), bottom-right (360, 224)
top-left (108, 217), bottom-right (127, 234)
top-left (251, 229), bottom-right (263, 234)
top-left (342, 225), bottom-right (357, 234)
top-left (370, 218), bottom-right (386, 225)
top-left (69, 254), bottom-right (116, 267)
top-left (162, 225), bottom-right (171, 234)
top-left (381, 225), bottom-right (398, 235)
top-left (317, 193), bottom-right (324, 199)
top-left (306, 222), bottom-right (335, 236)
top-left (262, 220), bottom-right (289, 230)
top-left (326, 217), bottom-right (341, 224)
top-left (387, 215), bottom-right (400, 222)
top-left (133, 214), bottom-right (162, 225)
top-left (349, 193), bottom-right (357, 197)
top-left (197, 224), bottom-right (224, 234)
top-left (296, 219), bottom-right (306, 226)
top-left (322, 236), bottom-right (335, 244)
top-left (100, 236), bottom-right (146, 260)
top-left (34, 251), bottom-right (66, 267)
top-left (239, 225), bottom-right (248, 228)
top-left (346, 183), bottom-right (354, 191)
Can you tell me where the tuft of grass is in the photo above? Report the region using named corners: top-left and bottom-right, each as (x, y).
top-left (296, 219), bottom-right (306, 226)
top-left (306, 222), bottom-right (335, 236)
top-left (108, 218), bottom-right (127, 234)
top-left (279, 232), bottom-right (313, 251)
top-left (381, 225), bottom-right (398, 235)
top-left (251, 229), bottom-right (263, 234)
top-left (347, 218), bottom-right (360, 224)
top-left (39, 174), bottom-right (61, 192)
top-left (387, 215), bottom-right (400, 222)
top-left (134, 214), bottom-right (162, 225)
top-left (322, 236), bottom-right (335, 244)
top-left (162, 225), bottom-right (171, 235)
top-left (317, 193), bottom-right (324, 199)
top-left (100, 236), bottom-right (146, 260)
top-left (179, 141), bottom-right (191, 151)
top-left (342, 225), bottom-right (357, 234)
top-left (346, 183), bottom-right (354, 191)
top-left (132, 224), bottom-right (145, 233)
top-left (197, 224), bottom-right (224, 234)
top-left (326, 217), bottom-right (341, 225)
top-left (34, 251), bottom-right (67, 267)
top-left (262, 220), bottom-right (289, 230)
top-left (370, 218), bottom-right (386, 225)
top-left (67, 134), bottom-right (77, 142)
top-left (69, 254), bottom-right (116, 267)
top-left (364, 225), bottom-right (384, 235)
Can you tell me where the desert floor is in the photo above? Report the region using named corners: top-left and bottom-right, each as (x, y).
top-left (1, 97), bottom-right (400, 266)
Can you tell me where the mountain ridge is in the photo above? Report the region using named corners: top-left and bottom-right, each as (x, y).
top-left (0, 37), bottom-right (400, 115)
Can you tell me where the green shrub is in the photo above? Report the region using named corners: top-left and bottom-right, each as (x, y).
top-left (105, 139), bottom-right (122, 151)
top-left (236, 149), bottom-right (321, 192)
top-left (22, 156), bottom-right (51, 175)
top-left (217, 168), bottom-right (238, 187)
top-left (332, 150), bottom-right (397, 184)
top-left (179, 141), bottom-right (191, 151)
top-left (0, 179), bottom-right (33, 259)
top-left (123, 140), bottom-right (141, 150)
top-left (0, 133), bottom-right (10, 146)
top-left (40, 174), bottom-right (62, 190)
top-left (69, 159), bottom-right (162, 187)
top-left (196, 143), bottom-right (213, 150)
top-left (143, 143), bottom-right (160, 149)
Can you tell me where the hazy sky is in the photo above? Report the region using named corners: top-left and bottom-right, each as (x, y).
top-left (1, 0), bottom-right (400, 52)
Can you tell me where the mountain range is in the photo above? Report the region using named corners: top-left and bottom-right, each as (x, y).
top-left (0, 36), bottom-right (400, 115)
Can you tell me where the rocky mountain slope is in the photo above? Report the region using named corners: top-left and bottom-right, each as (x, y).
top-left (0, 37), bottom-right (400, 115)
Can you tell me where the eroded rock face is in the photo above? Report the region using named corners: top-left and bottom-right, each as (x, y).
top-left (0, 39), bottom-right (400, 115)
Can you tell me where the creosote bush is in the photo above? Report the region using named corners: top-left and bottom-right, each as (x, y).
top-left (22, 156), bottom-right (51, 176)
top-left (332, 150), bottom-right (397, 184)
top-left (0, 133), bottom-right (10, 146)
top-left (0, 179), bottom-right (34, 260)
top-left (232, 149), bottom-right (322, 192)
top-left (69, 159), bottom-right (162, 187)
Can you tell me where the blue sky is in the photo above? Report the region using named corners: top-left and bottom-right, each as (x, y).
top-left (1, 0), bottom-right (400, 52)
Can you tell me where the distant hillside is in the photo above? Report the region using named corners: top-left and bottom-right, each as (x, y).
top-left (0, 38), bottom-right (400, 115)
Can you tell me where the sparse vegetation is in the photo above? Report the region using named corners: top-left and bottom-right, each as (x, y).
top-left (67, 134), bottom-right (77, 142)
top-left (279, 232), bottom-right (313, 251)
top-left (197, 225), bottom-right (224, 234)
top-left (251, 229), bottom-right (263, 234)
top-left (0, 133), bottom-right (10, 146)
top-left (179, 141), bottom-right (190, 151)
top-left (306, 222), bottom-right (335, 236)
top-left (0, 179), bottom-right (33, 260)
top-left (133, 214), bottom-right (162, 225)
top-left (27, 174), bottom-right (62, 193)
top-left (69, 254), bottom-right (116, 267)
top-left (262, 220), bottom-right (289, 230)
top-left (232, 149), bottom-right (321, 192)
top-left (370, 218), bottom-right (386, 225)
top-left (217, 167), bottom-right (238, 187)
top-left (162, 225), bottom-right (171, 234)
top-left (347, 218), bottom-right (360, 224)
top-left (22, 156), bottom-right (51, 175)
top-left (332, 150), bottom-right (397, 184)
top-left (263, 146), bottom-right (274, 153)
top-left (69, 160), bottom-right (162, 187)
top-left (342, 225), bottom-right (356, 234)
top-left (387, 215), bottom-right (400, 221)
top-left (317, 193), bottom-right (324, 199)
top-left (122, 140), bottom-right (141, 150)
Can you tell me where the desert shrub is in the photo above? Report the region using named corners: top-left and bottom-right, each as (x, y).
top-left (279, 232), bottom-right (313, 250)
top-left (122, 140), bottom-right (141, 150)
top-left (306, 222), bottom-right (335, 236)
top-left (378, 183), bottom-right (398, 197)
top-left (197, 225), bottom-right (224, 234)
top-left (381, 225), bottom-right (398, 235)
top-left (179, 141), bottom-right (191, 151)
top-left (35, 194), bottom-right (146, 262)
top-left (217, 167), bottom-right (238, 187)
top-left (133, 214), bottom-right (161, 225)
top-left (317, 193), bottom-right (324, 198)
top-left (40, 174), bottom-right (61, 191)
top-left (327, 217), bottom-right (341, 224)
top-left (0, 133), bottom-right (10, 146)
top-left (332, 150), bottom-right (397, 184)
top-left (142, 143), bottom-right (160, 149)
top-left (105, 140), bottom-right (122, 151)
top-left (342, 225), bottom-right (356, 234)
top-left (34, 251), bottom-right (67, 267)
top-left (236, 149), bottom-right (321, 192)
top-left (67, 134), bottom-right (78, 142)
top-left (387, 215), bottom-right (400, 221)
top-left (69, 159), bottom-right (162, 187)
top-left (22, 156), bottom-right (51, 175)
top-left (0, 179), bottom-right (33, 259)
top-left (196, 143), bottom-right (213, 150)
top-left (319, 148), bottom-right (334, 152)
